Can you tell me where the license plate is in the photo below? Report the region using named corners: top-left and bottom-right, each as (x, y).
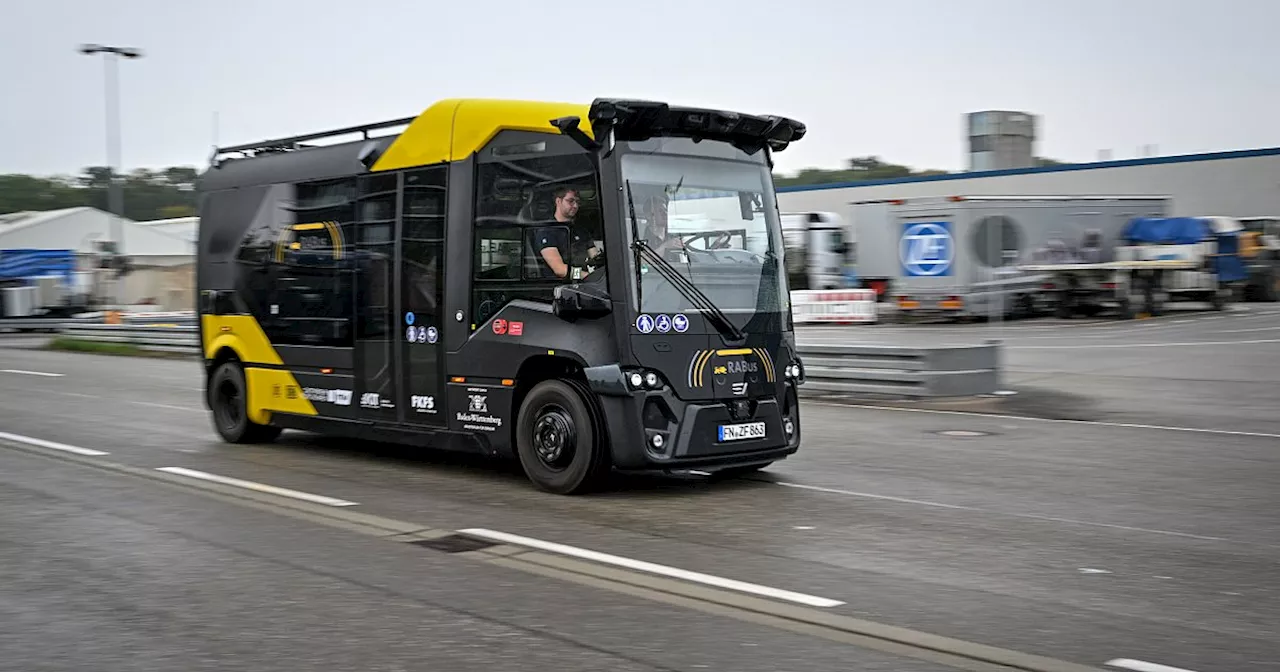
top-left (718, 421), bottom-right (766, 442)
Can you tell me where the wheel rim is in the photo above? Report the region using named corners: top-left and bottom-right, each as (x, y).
top-left (531, 403), bottom-right (576, 470)
top-left (213, 377), bottom-right (243, 430)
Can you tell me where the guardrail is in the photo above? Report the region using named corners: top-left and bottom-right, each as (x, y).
top-left (0, 311), bottom-right (196, 331)
top-left (795, 341), bottom-right (1001, 398)
top-left (61, 323), bottom-right (200, 354)
top-left (31, 318), bottom-right (1004, 399)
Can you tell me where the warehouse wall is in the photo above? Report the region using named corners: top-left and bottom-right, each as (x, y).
top-left (117, 263), bottom-right (195, 311)
top-left (776, 151), bottom-right (1280, 223)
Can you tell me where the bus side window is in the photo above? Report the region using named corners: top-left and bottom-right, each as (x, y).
top-left (471, 150), bottom-right (602, 329)
top-left (271, 177), bottom-right (357, 347)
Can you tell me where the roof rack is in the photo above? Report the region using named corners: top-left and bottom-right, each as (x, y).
top-left (211, 115), bottom-right (417, 164)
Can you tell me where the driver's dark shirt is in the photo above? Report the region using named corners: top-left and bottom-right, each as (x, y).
top-left (531, 223), bottom-right (586, 279)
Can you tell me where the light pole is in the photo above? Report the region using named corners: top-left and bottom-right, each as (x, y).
top-left (79, 43), bottom-right (142, 307)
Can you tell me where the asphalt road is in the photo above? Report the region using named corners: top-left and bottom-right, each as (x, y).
top-left (2, 305), bottom-right (1278, 672)
top-left (799, 303), bottom-right (1280, 435)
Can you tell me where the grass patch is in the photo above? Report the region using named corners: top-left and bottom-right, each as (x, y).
top-left (46, 336), bottom-right (193, 359)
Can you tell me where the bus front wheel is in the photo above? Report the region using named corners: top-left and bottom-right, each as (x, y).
top-left (515, 379), bottom-right (609, 495)
top-left (208, 361), bottom-right (282, 444)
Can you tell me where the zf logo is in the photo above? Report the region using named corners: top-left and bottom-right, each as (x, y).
top-left (730, 382), bottom-right (748, 396)
top-left (900, 221), bottom-right (954, 277)
top-left (411, 395), bottom-right (435, 411)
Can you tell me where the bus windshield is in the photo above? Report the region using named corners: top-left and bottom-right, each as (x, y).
top-left (620, 140), bottom-right (789, 330)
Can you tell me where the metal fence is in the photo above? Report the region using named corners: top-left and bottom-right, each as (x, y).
top-left (11, 313), bottom-right (1004, 399)
top-left (795, 341), bottom-right (1001, 398)
top-left (60, 322), bottom-right (200, 354)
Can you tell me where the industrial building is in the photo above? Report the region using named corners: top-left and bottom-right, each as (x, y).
top-left (136, 215), bottom-right (198, 243)
top-left (776, 109), bottom-right (1280, 220)
top-left (776, 146), bottom-right (1280, 218)
top-left (0, 207), bottom-right (195, 311)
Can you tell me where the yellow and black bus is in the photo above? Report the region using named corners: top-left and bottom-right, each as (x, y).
top-left (196, 97), bottom-right (808, 494)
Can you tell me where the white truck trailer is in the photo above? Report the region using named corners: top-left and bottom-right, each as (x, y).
top-left (1018, 216), bottom-right (1251, 318)
top-left (849, 195), bottom-right (1170, 320)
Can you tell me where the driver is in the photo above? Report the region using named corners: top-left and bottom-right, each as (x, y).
top-left (532, 186), bottom-right (601, 280)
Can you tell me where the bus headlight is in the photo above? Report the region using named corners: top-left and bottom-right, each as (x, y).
top-left (626, 368), bottom-right (666, 391)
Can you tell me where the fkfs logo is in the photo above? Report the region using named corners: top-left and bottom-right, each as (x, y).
top-left (900, 221), bottom-right (954, 277)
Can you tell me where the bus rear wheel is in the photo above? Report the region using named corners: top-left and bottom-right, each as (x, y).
top-left (208, 361), bottom-right (281, 444)
top-left (515, 379), bottom-right (608, 495)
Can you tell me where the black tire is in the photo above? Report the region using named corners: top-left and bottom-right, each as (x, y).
top-left (1260, 268), bottom-right (1279, 302)
top-left (514, 378), bottom-right (609, 495)
top-left (1117, 296), bottom-right (1134, 320)
top-left (1015, 294), bottom-right (1034, 319)
top-left (207, 361), bottom-right (281, 444)
top-left (1210, 286), bottom-right (1227, 311)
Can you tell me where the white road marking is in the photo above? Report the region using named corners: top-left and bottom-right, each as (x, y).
top-left (0, 369), bottom-right (64, 377)
top-left (130, 401), bottom-right (203, 413)
top-left (1218, 325), bottom-right (1280, 333)
top-left (800, 308), bottom-right (1280, 339)
top-left (1009, 338), bottom-right (1280, 350)
top-left (0, 431), bottom-right (109, 456)
top-left (457, 527), bottom-right (846, 608)
top-left (1105, 658), bottom-right (1199, 672)
top-left (155, 467), bottom-right (359, 507)
top-left (806, 400), bottom-right (1280, 440)
top-left (771, 481), bottom-right (1229, 543)
top-left (1078, 568), bottom-right (1112, 574)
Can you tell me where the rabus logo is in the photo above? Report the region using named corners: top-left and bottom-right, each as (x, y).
top-left (899, 221), bottom-right (954, 277)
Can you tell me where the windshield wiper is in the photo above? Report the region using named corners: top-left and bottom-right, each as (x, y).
top-left (626, 180), bottom-right (744, 342)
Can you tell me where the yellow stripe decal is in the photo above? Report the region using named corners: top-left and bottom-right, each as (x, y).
top-left (686, 349), bottom-right (706, 388)
top-left (694, 349), bottom-right (715, 388)
top-left (754, 348), bottom-right (776, 383)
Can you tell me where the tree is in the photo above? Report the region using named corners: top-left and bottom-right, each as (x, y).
top-left (772, 154), bottom-right (1070, 187)
top-left (0, 166), bottom-right (202, 221)
top-left (774, 156), bottom-right (950, 188)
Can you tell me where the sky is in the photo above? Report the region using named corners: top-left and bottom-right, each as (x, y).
top-left (2, 0), bottom-right (1278, 179)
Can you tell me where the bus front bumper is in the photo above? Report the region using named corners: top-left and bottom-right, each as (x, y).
top-left (588, 369), bottom-right (803, 472)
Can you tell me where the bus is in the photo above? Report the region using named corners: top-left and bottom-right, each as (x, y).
top-left (196, 97), bottom-right (808, 494)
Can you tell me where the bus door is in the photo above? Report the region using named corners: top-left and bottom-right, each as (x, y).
top-left (395, 167), bottom-right (448, 427)
top-left (352, 173), bottom-right (400, 423)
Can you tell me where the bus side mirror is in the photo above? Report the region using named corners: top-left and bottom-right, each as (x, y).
top-left (553, 284), bottom-right (611, 320)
